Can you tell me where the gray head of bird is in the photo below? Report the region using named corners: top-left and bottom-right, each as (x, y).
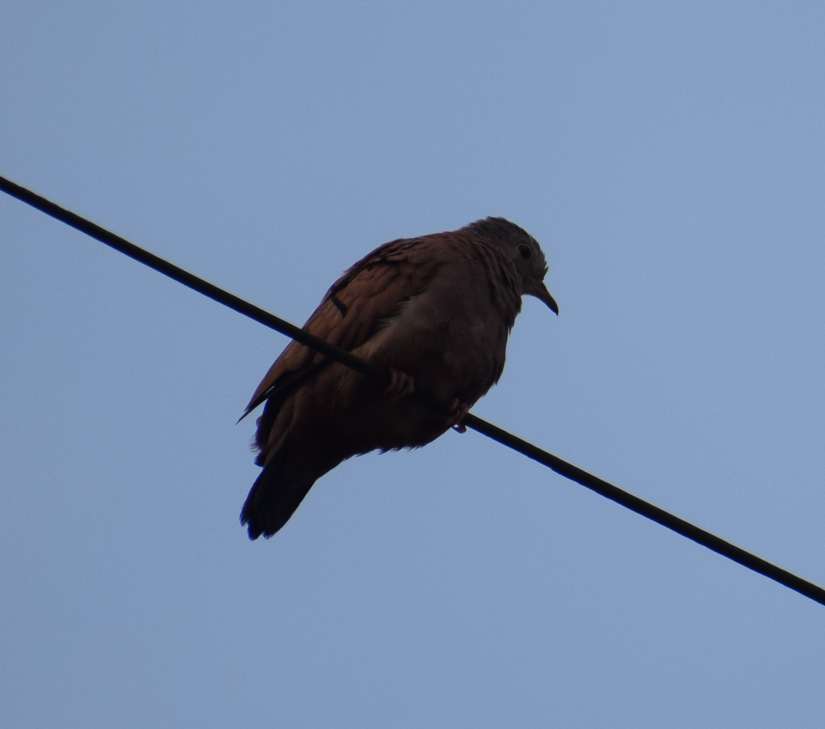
top-left (466, 217), bottom-right (559, 315)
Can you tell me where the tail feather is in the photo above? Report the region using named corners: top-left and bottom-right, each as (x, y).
top-left (240, 447), bottom-right (318, 539)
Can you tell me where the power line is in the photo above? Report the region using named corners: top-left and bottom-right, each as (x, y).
top-left (2, 172), bottom-right (824, 608)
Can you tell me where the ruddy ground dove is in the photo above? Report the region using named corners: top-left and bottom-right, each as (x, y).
top-left (240, 217), bottom-right (558, 539)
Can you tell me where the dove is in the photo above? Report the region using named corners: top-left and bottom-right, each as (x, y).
top-left (240, 217), bottom-right (558, 539)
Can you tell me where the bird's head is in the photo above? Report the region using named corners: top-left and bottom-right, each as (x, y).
top-left (465, 217), bottom-right (559, 315)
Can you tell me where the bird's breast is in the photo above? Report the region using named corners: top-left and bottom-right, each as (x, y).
top-left (371, 280), bottom-right (510, 402)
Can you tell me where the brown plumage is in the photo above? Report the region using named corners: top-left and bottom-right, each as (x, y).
top-left (240, 217), bottom-right (558, 539)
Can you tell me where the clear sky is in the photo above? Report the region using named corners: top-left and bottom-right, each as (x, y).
top-left (2, 2), bottom-right (825, 727)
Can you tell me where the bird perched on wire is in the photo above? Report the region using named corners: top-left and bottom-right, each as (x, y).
top-left (239, 217), bottom-right (558, 539)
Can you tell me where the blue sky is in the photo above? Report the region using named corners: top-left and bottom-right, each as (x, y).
top-left (2, 2), bottom-right (825, 727)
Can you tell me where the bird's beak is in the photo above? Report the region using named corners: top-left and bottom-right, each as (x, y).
top-left (530, 282), bottom-right (559, 315)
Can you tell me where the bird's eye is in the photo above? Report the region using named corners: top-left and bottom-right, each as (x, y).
top-left (518, 244), bottom-right (532, 260)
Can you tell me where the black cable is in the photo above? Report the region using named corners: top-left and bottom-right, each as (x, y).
top-left (2, 172), bottom-right (823, 608)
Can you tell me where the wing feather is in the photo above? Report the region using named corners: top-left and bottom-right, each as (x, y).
top-left (242, 237), bottom-right (439, 419)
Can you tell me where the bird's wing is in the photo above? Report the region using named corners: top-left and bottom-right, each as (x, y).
top-left (242, 237), bottom-right (440, 418)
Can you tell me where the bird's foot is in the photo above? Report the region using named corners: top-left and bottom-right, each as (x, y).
top-left (445, 398), bottom-right (470, 433)
top-left (385, 367), bottom-right (415, 401)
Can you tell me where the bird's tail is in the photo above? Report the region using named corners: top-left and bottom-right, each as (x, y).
top-left (240, 444), bottom-right (321, 540)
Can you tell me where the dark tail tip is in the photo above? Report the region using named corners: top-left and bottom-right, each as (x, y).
top-left (240, 452), bottom-right (318, 540)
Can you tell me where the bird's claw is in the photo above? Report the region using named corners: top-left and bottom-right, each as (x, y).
top-left (445, 398), bottom-right (469, 433)
top-left (385, 367), bottom-right (415, 401)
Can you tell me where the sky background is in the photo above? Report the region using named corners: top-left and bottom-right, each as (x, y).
top-left (2, 2), bottom-right (825, 727)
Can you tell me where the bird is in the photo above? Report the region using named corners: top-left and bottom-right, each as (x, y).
top-left (239, 217), bottom-right (558, 539)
